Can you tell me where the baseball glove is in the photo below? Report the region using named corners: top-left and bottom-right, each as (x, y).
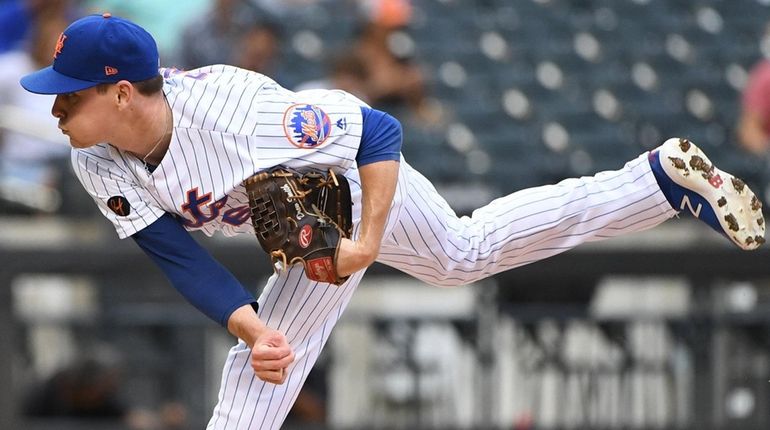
top-left (244, 168), bottom-right (353, 285)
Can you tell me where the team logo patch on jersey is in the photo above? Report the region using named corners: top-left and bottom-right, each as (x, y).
top-left (107, 196), bottom-right (131, 217)
top-left (283, 104), bottom-right (332, 148)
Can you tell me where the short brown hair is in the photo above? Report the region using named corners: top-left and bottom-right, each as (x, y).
top-left (95, 75), bottom-right (164, 96)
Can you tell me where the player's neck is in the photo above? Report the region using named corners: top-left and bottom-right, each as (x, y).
top-left (122, 94), bottom-right (173, 166)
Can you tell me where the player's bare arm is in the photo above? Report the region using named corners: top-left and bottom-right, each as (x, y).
top-left (337, 159), bottom-right (400, 277)
top-left (227, 304), bottom-right (294, 385)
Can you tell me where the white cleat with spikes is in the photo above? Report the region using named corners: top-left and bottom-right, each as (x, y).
top-left (649, 137), bottom-right (765, 250)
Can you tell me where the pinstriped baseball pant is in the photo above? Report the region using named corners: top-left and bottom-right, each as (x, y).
top-left (206, 153), bottom-right (676, 429)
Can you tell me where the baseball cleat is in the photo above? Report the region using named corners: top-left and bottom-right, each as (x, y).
top-left (649, 137), bottom-right (766, 250)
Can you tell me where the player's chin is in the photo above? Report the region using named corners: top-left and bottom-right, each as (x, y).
top-left (67, 138), bottom-right (94, 149)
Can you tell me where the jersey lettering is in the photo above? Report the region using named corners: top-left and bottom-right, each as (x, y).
top-left (181, 188), bottom-right (226, 228)
top-left (181, 188), bottom-right (250, 228)
top-left (679, 195), bottom-right (702, 217)
top-left (222, 206), bottom-right (252, 226)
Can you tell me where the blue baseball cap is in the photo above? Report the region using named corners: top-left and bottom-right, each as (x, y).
top-left (20, 13), bottom-right (160, 95)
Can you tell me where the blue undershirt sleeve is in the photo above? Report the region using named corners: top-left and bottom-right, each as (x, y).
top-left (131, 213), bottom-right (257, 328)
top-left (357, 106), bottom-right (403, 166)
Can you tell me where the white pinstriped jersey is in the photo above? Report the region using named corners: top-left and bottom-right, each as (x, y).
top-left (72, 65), bottom-right (366, 239)
top-left (68, 64), bottom-right (680, 430)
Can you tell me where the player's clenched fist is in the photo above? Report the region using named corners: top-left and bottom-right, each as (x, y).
top-left (251, 328), bottom-right (295, 384)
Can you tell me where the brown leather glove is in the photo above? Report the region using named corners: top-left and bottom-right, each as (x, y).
top-left (244, 168), bottom-right (353, 285)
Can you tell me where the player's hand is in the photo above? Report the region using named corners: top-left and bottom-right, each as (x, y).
top-left (251, 328), bottom-right (295, 384)
top-left (336, 238), bottom-right (378, 277)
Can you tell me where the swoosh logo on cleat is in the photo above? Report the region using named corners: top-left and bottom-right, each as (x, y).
top-left (680, 195), bottom-right (702, 217)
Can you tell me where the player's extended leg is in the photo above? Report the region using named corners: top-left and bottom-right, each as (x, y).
top-left (377, 138), bottom-right (764, 287)
top-left (207, 266), bottom-right (367, 430)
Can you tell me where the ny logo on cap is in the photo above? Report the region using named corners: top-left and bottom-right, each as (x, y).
top-left (53, 33), bottom-right (67, 59)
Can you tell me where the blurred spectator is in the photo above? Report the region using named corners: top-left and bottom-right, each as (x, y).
top-left (293, 0), bottom-right (417, 107)
top-left (0, 0), bottom-right (28, 53)
top-left (0, 0), bottom-right (73, 53)
top-left (295, 53), bottom-right (371, 103)
top-left (359, 0), bottom-right (413, 32)
top-left (353, 21), bottom-right (424, 107)
top-left (298, 0), bottom-right (443, 128)
top-left (737, 23), bottom-right (770, 155)
top-left (23, 353), bottom-right (191, 429)
top-left (83, 0), bottom-right (210, 64)
top-left (178, 0), bottom-right (262, 69)
top-left (0, 12), bottom-right (70, 213)
top-left (352, 0), bottom-right (442, 125)
top-left (232, 21), bottom-right (282, 76)
top-left (23, 357), bottom-right (126, 419)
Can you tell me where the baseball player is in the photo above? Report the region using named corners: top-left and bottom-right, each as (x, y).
top-left (20, 14), bottom-right (765, 430)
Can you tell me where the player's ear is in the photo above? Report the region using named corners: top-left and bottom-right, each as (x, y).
top-left (114, 80), bottom-right (134, 109)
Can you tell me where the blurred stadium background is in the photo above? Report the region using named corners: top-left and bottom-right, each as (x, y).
top-left (2, 0), bottom-right (770, 429)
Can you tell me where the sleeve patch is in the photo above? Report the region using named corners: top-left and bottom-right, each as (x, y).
top-left (107, 195), bottom-right (131, 216)
top-left (282, 104), bottom-right (332, 148)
